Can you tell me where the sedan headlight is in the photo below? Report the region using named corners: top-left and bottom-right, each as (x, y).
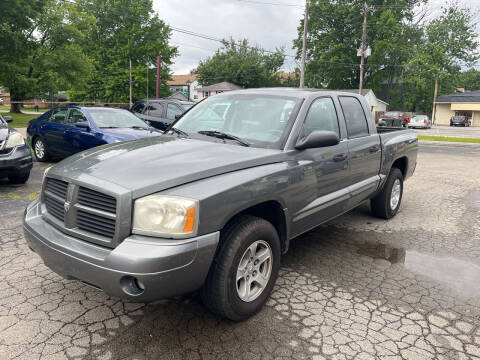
top-left (133, 195), bottom-right (199, 238)
top-left (5, 132), bottom-right (25, 149)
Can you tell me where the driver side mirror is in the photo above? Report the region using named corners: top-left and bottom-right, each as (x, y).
top-left (75, 121), bottom-right (90, 130)
top-left (3, 116), bottom-right (13, 123)
top-left (295, 130), bottom-right (340, 150)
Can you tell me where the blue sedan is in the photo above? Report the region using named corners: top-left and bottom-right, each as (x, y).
top-left (27, 106), bottom-right (162, 161)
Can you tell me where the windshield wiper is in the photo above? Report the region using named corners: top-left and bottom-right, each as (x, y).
top-left (129, 126), bottom-right (149, 130)
top-left (198, 130), bottom-right (250, 147)
top-left (100, 126), bottom-right (120, 129)
top-left (168, 127), bottom-right (190, 138)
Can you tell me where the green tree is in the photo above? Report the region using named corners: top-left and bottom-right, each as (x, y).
top-left (69, 0), bottom-right (177, 103)
top-left (196, 39), bottom-right (286, 88)
top-left (456, 69), bottom-right (480, 91)
top-left (294, 0), bottom-right (423, 93)
top-left (0, 0), bottom-right (92, 113)
top-left (401, 6), bottom-right (479, 112)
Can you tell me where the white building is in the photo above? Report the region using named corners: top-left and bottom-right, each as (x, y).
top-left (198, 82), bottom-right (243, 100)
top-left (167, 74), bottom-right (201, 102)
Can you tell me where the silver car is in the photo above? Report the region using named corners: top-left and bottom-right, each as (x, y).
top-left (409, 115), bottom-right (431, 129)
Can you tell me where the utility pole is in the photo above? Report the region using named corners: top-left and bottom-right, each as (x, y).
top-left (299, 0), bottom-right (309, 88)
top-left (129, 58), bottom-right (133, 108)
top-left (358, 3), bottom-right (369, 95)
top-left (156, 56), bottom-right (162, 99)
top-left (432, 77), bottom-right (439, 124)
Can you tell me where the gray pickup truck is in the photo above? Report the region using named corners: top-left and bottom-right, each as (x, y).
top-left (24, 89), bottom-right (418, 320)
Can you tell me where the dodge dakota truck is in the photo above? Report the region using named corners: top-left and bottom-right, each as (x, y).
top-left (24, 89), bottom-right (418, 320)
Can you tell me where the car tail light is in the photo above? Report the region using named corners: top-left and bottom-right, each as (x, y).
top-left (408, 118), bottom-right (411, 123)
top-left (424, 119), bottom-right (427, 124)
top-left (27, 122), bottom-right (31, 129)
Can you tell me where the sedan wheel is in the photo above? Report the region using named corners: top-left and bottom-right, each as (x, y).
top-left (34, 138), bottom-right (48, 162)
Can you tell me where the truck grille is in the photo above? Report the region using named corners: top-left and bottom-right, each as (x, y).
top-left (78, 187), bottom-right (117, 213)
top-left (42, 177), bottom-right (121, 247)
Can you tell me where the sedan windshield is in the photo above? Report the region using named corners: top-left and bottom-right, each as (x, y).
top-left (88, 109), bottom-right (149, 129)
top-left (170, 94), bottom-right (299, 148)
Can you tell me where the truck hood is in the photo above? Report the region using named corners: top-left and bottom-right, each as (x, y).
top-left (50, 135), bottom-right (285, 198)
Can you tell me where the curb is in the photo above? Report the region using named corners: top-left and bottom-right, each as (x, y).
top-left (419, 140), bottom-right (480, 148)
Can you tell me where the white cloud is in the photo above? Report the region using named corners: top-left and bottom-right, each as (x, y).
top-left (153, 0), bottom-right (304, 74)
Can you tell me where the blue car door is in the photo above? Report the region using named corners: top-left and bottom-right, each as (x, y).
top-left (40, 108), bottom-right (70, 158)
top-left (64, 109), bottom-right (104, 155)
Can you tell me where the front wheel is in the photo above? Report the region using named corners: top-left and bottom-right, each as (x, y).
top-left (202, 215), bottom-right (281, 321)
top-left (371, 168), bottom-right (404, 219)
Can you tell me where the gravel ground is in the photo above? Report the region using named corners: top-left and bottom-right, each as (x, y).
top-left (0, 144), bottom-right (479, 360)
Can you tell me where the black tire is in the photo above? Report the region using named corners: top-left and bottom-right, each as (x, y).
top-left (371, 168), bottom-right (404, 219)
top-left (33, 137), bottom-right (48, 162)
top-left (9, 171), bottom-right (30, 184)
top-left (201, 215), bottom-right (281, 321)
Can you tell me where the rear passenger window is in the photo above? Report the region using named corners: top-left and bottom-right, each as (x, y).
top-left (339, 96), bottom-right (369, 138)
top-left (145, 103), bottom-right (164, 117)
top-left (48, 108), bottom-right (67, 124)
top-left (132, 102), bottom-right (146, 114)
top-left (303, 97), bottom-right (340, 137)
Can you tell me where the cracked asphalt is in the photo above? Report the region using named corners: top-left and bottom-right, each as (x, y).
top-left (1, 144), bottom-right (480, 360)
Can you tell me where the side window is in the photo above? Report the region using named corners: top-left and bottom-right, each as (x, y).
top-left (66, 109), bottom-right (88, 125)
top-left (48, 108), bottom-right (67, 124)
top-left (166, 104), bottom-right (183, 120)
top-left (145, 103), bottom-right (164, 117)
top-left (303, 97), bottom-right (340, 137)
top-left (132, 102), bottom-right (146, 114)
top-left (339, 96), bottom-right (369, 138)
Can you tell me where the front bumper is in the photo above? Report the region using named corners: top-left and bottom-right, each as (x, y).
top-left (23, 199), bottom-right (219, 302)
top-left (0, 145), bottom-right (33, 177)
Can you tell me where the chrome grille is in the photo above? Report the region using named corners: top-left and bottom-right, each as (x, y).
top-left (78, 187), bottom-right (117, 213)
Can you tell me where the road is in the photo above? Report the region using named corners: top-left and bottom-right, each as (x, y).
top-left (414, 125), bottom-right (480, 138)
top-left (0, 144), bottom-right (479, 360)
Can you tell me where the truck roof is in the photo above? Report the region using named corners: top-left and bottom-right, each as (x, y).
top-left (217, 87), bottom-right (364, 100)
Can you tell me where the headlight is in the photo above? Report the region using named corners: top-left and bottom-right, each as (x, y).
top-left (5, 132), bottom-right (25, 149)
top-left (132, 195), bottom-right (199, 238)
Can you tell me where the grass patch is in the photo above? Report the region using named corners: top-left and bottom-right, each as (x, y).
top-left (1, 105), bottom-right (48, 113)
top-left (418, 135), bottom-right (480, 143)
top-left (1, 112), bottom-right (39, 127)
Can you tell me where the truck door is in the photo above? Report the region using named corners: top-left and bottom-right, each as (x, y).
top-left (291, 96), bottom-right (350, 234)
top-left (338, 96), bottom-right (381, 207)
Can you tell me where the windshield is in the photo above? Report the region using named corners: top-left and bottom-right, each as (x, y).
top-left (88, 109), bottom-right (149, 129)
top-left (170, 94), bottom-right (299, 149)
top-left (384, 112), bottom-right (401, 117)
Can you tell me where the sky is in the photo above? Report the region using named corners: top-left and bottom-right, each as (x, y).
top-left (153, 0), bottom-right (478, 75)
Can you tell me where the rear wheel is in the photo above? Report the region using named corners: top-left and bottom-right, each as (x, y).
top-left (371, 168), bottom-right (404, 219)
top-left (202, 215), bottom-right (281, 321)
top-left (33, 138), bottom-right (48, 162)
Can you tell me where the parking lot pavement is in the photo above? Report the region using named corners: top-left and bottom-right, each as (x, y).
top-left (1, 148), bottom-right (480, 360)
top-left (414, 125), bottom-right (480, 138)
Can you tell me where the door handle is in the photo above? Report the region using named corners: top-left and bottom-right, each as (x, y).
top-left (369, 146), bottom-right (380, 153)
top-left (333, 154), bottom-right (348, 162)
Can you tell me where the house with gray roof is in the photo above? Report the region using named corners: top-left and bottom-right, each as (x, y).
top-left (434, 90), bottom-right (480, 126)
